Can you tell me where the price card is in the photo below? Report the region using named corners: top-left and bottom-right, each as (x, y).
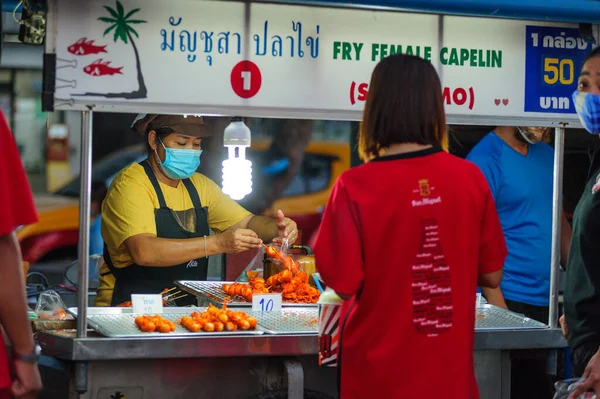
top-left (252, 293), bottom-right (282, 312)
top-left (131, 294), bottom-right (163, 314)
top-left (475, 293), bottom-right (482, 308)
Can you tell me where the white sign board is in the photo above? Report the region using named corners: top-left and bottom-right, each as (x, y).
top-left (131, 294), bottom-right (163, 314)
top-left (50, 0), bottom-right (592, 125)
top-left (252, 293), bottom-right (282, 312)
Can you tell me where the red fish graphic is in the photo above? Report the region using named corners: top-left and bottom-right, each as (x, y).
top-left (68, 37), bottom-right (107, 56)
top-left (83, 59), bottom-right (123, 76)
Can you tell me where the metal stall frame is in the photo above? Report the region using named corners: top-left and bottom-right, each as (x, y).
top-left (39, 1), bottom-right (599, 397)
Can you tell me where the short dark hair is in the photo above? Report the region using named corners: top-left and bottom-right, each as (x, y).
top-left (358, 54), bottom-right (447, 161)
top-left (585, 46), bottom-right (600, 63)
top-left (145, 126), bottom-right (174, 153)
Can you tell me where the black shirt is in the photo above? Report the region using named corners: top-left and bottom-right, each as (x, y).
top-left (565, 149), bottom-right (600, 350)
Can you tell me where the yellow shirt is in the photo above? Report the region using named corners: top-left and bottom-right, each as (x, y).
top-left (95, 162), bottom-right (251, 306)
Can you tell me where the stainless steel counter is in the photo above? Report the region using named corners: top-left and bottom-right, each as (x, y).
top-left (38, 327), bottom-right (567, 362)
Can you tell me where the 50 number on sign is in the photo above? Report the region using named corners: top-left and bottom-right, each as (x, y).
top-left (543, 57), bottom-right (575, 86)
top-left (252, 293), bottom-right (282, 312)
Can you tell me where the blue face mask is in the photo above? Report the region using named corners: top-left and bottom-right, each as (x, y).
top-left (155, 139), bottom-right (202, 180)
top-left (573, 91), bottom-right (600, 134)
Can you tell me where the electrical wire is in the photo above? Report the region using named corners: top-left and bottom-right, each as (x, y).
top-left (26, 271), bottom-right (49, 288)
top-left (12, 1), bottom-right (24, 24)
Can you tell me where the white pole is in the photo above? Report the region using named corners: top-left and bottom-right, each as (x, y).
top-left (76, 111), bottom-right (93, 338)
top-left (548, 126), bottom-right (565, 328)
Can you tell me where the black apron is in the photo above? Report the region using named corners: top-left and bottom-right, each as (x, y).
top-left (103, 160), bottom-right (210, 306)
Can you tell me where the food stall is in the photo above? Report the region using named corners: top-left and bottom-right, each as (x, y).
top-left (35, 0), bottom-right (599, 398)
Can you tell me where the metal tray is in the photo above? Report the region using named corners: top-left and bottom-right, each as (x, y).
top-left (67, 307), bottom-right (197, 318)
top-left (475, 304), bottom-right (547, 330)
top-left (176, 280), bottom-right (318, 307)
top-left (230, 307), bottom-right (319, 335)
top-left (82, 308), bottom-right (264, 338)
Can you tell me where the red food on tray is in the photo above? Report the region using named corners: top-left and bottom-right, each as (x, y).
top-left (220, 245), bottom-right (320, 304)
top-left (135, 315), bottom-right (176, 333)
top-left (180, 304), bottom-right (257, 333)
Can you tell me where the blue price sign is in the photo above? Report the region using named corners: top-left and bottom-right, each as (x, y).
top-left (524, 26), bottom-right (591, 114)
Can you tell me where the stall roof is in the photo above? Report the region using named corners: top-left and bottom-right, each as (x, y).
top-left (2, 1), bottom-right (22, 13)
top-left (262, 0), bottom-right (600, 24)
top-left (4, 1), bottom-right (597, 23)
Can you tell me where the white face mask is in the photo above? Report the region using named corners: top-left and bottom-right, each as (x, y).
top-left (516, 127), bottom-right (544, 145)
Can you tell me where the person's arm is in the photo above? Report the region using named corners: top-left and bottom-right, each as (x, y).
top-left (559, 314), bottom-right (568, 338)
top-left (313, 179), bottom-right (364, 298)
top-left (242, 215), bottom-right (277, 242)
top-left (202, 176), bottom-right (298, 245)
top-left (124, 229), bottom-right (262, 267)
top-left (235, 210), bottom-right (298, 245)
top-left (103, 174), bottom-right (262, 267)
top-left (0, 233), bottom-right (35, 353)
top-left (561, 211), bottom-right (572, 269)
top-left (123, 211), bottom-right (300, 267)
top-left (0, 233), bottom-right (42, 396)
top-left (480, 286), bottom-right (508, 309)
top-left (0, 109), bottom-right (41, 397)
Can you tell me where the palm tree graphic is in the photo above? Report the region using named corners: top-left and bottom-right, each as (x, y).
top-left (73, 1), bottom-right (147, 99)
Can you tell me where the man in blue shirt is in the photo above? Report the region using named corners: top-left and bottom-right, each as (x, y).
top-left (467, 126), bottom-right (571, 399)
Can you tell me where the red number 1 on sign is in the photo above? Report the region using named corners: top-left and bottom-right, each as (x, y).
top-left (231, 61), bottom-right (262, 99)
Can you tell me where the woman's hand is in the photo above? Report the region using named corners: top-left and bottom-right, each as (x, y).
top-left (559, 314), bottom-right (568, 338)
top-left (217, 228), bottom-right (263, 253)
top-left (272, 210), bottom-right (298, 245)
top-left (569, 348), bottom-right (600, 398)
top-left (11, 360), bottom-right (42, 399)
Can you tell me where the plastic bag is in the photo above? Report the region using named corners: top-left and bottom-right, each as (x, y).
top-left (264, 242), bottom-right (303, 274)
top-left (236, 246), bottom-right (266, 282)
top-left (35, 290), bottom-right (73, 320)
top-left (554, 379), bottom-right (597, 399)
top-left (281, 237), bottom-right (291, 257)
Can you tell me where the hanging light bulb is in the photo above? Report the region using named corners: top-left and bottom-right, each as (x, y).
top-left (222, 117), bottom-right (252, 200)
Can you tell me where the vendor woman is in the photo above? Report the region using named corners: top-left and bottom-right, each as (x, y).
top-left (95, 114), bottom-right (298, 306)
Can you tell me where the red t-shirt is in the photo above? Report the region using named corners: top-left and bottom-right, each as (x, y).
top-left (314, 147), bottom-right (507, 399)
top-left (0, 111), bottom-right (37, 235)
top-left (0, 110), bottom-right (38, 388)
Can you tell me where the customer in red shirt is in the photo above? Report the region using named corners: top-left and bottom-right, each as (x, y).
top-left (0, 110), bottom-right (42, 398)
top-left (314, 54), bottom-right (507, 399)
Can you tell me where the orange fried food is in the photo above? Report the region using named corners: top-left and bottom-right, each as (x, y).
top-left (264, 244), bottom-right (301, 274)
top-left (246, 316), bottom-right (258, 328)
top-left (134, 315), bottom-right (176, 333)
top-left (266, 269), bottom-right (320, 304)
top-left (263, 244), bottom-right (283, 261)
top-left (246, 270), bottom-right (259, 280)
top-left (222, 279), bottom-right (269, 302)
top-left (181, 316), bottom-right (202, 332)
top-left (180, 304), bottom-right (256, 333)
top-left (225, 254), bottom-right (320, 305)
top-left (222, 282), bottom-right (253, 301)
